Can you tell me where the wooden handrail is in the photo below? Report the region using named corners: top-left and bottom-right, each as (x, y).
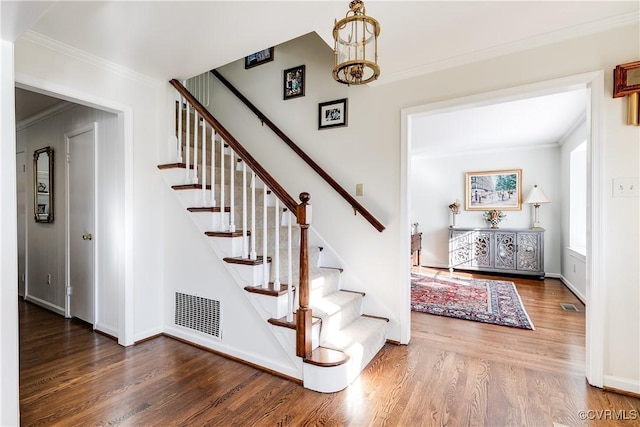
top-left (170, 79), bottom-right (298, 215)
top-left (210, 70), bottom-right (386, 233)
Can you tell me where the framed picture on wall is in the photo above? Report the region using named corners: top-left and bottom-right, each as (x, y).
top-left (244, 47), bottom-right (274, 69)
top-left (465, 169), bottom-right (522, 210)
top-left (318, 98), bottom-right (348, 129)
top-left (283, 65), bottom-right (305, 100)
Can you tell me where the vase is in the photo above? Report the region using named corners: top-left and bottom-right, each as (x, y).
top-left (489, 218), bottom-right (500, 228)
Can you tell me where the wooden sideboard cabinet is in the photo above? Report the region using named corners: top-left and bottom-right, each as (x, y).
top-left (448, 227), bottom-right (545, 278)
top-left (411, 233), bottom-right (422, 266)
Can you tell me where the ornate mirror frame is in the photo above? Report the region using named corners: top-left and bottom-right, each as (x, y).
top-left (34, 146), bottom-right (54, 223)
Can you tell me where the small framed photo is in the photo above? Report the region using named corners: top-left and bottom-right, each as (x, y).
top-left (283, 65), bottom-right (305, 100)
top-left (465, 169), bottom-right (522, 211)
top-left (244, 47), bottom-right (274, 69)
top-left (318, 98), bottom-right (348, 129)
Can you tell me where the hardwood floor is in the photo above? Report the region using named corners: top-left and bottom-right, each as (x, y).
top-left (19, 270), bottom-right (640, 426)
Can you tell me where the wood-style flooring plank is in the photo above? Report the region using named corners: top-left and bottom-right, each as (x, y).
top-left (18, 268), bottom-right (640, 426)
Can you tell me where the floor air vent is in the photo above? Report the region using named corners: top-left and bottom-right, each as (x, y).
top-left (175, 292), bottom-right (221, 338)
top-left (560, 303), bottom-right (579, 312)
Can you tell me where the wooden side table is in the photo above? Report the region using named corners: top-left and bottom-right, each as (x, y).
top-left (411, 233), bottom-right (422, 266)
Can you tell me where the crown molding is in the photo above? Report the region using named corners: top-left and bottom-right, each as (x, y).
top-left (20, 30), bottom-right (163, 88)
top-left (558, 110), bottom-right (588, 146)
top-left (412, 142), bottom-right (560, 161)
top-left (16, 101), bottom-right (76, 131)
top-left (377, 11), bottom-right (638, 86)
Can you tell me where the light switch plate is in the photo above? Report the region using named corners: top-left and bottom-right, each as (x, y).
top-left (356, 183), bottom-right (364, 196)
top-left (612, 177), bottom-right (640, 198)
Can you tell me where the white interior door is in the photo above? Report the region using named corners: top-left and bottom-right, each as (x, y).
top-left (67, 124), bottom-right (96, 324)
top-left (16, 151), bottom-right (26, 297)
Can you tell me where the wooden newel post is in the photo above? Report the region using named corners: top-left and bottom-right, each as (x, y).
top-left (296, 192), bottom-right (312, 358)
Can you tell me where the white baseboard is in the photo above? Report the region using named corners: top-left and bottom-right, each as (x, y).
top-left (96, 323), bottom-right (120, 340)
top-left (134, 327), bottom-right (163, 344)
top-left (24, 295), bottom-right (65, 316)
top-left (604, 374), bottom-right (640, 394)
top-left (559, 275), bottom-right (586, 304)
top-left (164, 325), bottom-right (301, 380)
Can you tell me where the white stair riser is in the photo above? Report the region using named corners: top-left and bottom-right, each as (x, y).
top-left (226, 262), bottom-right (271, 288)
top-left (203, 236), bottom-right (247, 258)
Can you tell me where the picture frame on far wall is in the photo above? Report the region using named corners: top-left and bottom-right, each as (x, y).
top-left (244, 47), bottom-right (274, 69)
top-left (318, 98), bottom-right (348, 129)
top-left (283, 65), bottom-right (305, 100)
top-left (465, 169), bottom-right (522, 211)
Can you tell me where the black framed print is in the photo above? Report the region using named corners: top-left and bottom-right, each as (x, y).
top-left (318, 98), bottom-right (348, 129)
top-left (283, 65), bottom-right (305, 100)
top-left (245, 47), bottom-right (274, 69)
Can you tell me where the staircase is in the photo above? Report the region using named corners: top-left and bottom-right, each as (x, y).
top-left (157, 81), bottom-right (388, 393)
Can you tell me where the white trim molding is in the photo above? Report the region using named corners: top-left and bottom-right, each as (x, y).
top-left (379, 12), bottom-right (637, 85)
top-left (401, 70), bottom-right (606, 389)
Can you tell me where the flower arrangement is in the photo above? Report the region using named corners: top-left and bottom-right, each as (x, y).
top-left (448, 200), bottom-right (461, 227)
top-left (448, 200), bottom-right (461, 215)
top-left (483, 210), bottom-right (506, 228)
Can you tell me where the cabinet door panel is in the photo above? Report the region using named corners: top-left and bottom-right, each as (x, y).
top-left (517, 232), bottom-right (540, 271)
top-left (471, 231), bottom-right (492, 268)
top-left (494, 232), bottom-right (516, 270)
top-left (450, 230), bottom-right (472, 267)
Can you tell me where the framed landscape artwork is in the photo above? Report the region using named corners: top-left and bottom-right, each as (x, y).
top-left (465, 169), bottom-right (522, 211)
top-left (318, 98), bottom-right (348, 129)
top-left (244, 47), bottom-right (274, 69)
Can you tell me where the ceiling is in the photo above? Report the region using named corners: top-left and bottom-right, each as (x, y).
top-left (411, 88), bottom-right (588, 157)
top-left (5, 1), bottom-right (635, 145)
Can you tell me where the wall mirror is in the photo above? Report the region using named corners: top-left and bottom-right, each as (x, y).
top-left (34, 146), bottom-right (54, 223)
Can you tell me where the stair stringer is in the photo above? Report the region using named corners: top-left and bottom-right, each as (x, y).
top-left (160, 165), bottom-right (389, 393)
top-left (159, 169), bottom-right (304, 380)
top-left (308, 227), bottom-right (396, 325)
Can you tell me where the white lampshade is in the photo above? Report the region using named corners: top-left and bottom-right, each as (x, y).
top-left (524, 185), bottom-right (550, 229)
top-left (524, 185), bottom-right (551, 205)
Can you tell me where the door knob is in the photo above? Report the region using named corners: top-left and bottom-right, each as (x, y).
top-left (82, 234), bottom-right (93, 241)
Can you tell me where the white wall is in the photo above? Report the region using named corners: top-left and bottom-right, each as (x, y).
top-left (17, 104), bottom-right (120, 335)
top-left (212, 33), bottom-right (406, 341)
top-left (411, 146), bottom-right (561, 273)
top-left (0, 38), bottom-right (20, 427)
top-left (560, 117), bottom-right (588, 301)
top-left (214, 25), bottom-right (639, 391)
top-left (14, 35), bottom-right (167, 344)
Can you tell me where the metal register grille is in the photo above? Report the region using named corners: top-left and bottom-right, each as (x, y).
top-left (175, 292), bottom-right (221, 338)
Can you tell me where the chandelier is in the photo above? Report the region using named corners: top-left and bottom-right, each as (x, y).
top-left (332, 0), bottom-right (380, 85)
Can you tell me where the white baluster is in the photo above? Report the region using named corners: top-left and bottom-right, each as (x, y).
top-left (249, 171), bottom-right (257, 261)
top-left (210, 132), bottom-right (216, 207)
top-left (229, 150), bottom-right (236, 232)
top-left (201, 119), bottom-right (206, 205)
top-left (273, 199), bottom-right (280, 291)
top-left (220, 139), bottom-right (226, 230)
top-left (262, 183), bottom-right (268, 289)
top-left (177, 98), bottom-right (183, 163)
top-left (287, 209), bottom-right (293, 322)
top-left (185, 102), bottom-right (190, 182)
top-left (192, 112), bottom-right (199, 184)
top-left (242, 161), bottom-right (248, 258)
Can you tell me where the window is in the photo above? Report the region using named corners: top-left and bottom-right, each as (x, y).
top-left (569, 141), bottom-right (587, 255)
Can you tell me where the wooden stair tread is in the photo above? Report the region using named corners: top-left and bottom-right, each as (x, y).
top-left (362, 314), bottom-right (390, 322)
top-left (244, 283), bottom-right (294, 297)
top-left (172, 183), bottom-right (212, 190)
top-left (205, 231), bottom-right (246, 238)
top-left (304, 347), bottom-right (350, 367)
top-left (187, 206), bottom-right (231, 213)
top-left (223, 256), bottom-right (271, 265)
top-left (268, 315), bottom-right (321, 330)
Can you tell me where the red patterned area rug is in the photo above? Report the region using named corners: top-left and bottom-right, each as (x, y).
top-left (411, 272), bottom-right (535, 330)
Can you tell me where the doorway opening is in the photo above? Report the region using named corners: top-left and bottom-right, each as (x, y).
top-left (14, 84), bottom-right (131, 345)
top-left (400, 71), bottom-right (605, 387)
